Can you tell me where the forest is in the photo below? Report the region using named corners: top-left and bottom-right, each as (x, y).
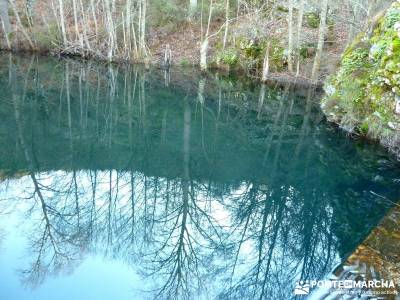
top-left (0, 0), bottom-right (393, 79)
top-left (0, 1), bottom-right (400, 300)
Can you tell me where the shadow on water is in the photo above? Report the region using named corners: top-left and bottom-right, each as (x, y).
top-left (0, 54), bottom-right (399, 299)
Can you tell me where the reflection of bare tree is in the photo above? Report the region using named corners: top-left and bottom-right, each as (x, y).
top-left (139, 99), bottom-right (226, 299)
top-left (11, 59), bottom-right (84, 287)
top-left (219, 181), bottom-right (338, 299)
top-left (2, 56), bottom-right (399, 299)
top-left (217, 85), bottom-right (338, 299)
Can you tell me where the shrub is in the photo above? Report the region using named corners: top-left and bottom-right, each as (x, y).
top-left (218, 50), bottom-right (239, 67)
top-left (305, 12), bottom-right (320, 28)
top-left (384, 7), bottom-right (400, 29)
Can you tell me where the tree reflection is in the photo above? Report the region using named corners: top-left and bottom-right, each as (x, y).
top-left (11, 59), bottom-right (84, 287)
top-left (1, 55), bottom-right (399, 299)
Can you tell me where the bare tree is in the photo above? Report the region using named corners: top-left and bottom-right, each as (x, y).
top-left (58, 0), bottom-right (68, 46)
top-left (0, 0), bottom-right (11, 37)
top-left (311, 0), bottom-right (328, 82)
top-left (200, 0), bottom-right (214, 71)
top-left (287, 0), bottom-right (294, 73)
top-left (222, 0), bottom-right (230, 49)
top-left (295, 0), bottom-right (305, 77)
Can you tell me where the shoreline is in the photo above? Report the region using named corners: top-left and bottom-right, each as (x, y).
top-left (0, 48), bottom-right (324, 89)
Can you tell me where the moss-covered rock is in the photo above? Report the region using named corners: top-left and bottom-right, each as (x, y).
top-left (322, 0), bottom-right (400, 157)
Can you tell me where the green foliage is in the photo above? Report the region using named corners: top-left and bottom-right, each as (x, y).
top-left (322, 1), bottom-right (400, 147)
top-left (369, 39), bottom-right (390, 61)
top-left (217, 36), bottom-right (286, 75)
top-left (270, 42), bottom-right (286, 71)
top-left (277, 6), bottom-right (289, 13)
top-left (299, 43), bottom-right (316, 59)
top-left (148, 0), bottom-right (186, 29)
top-left (305, 12), bottom-right (320, 29)
top-left (179, 58), bottom-right (191, 67)
top-left (20, 15), bottom-right (31, 28)
top-left (35, 23), bottom-right (60, 49)
top-left (360, 121), bottom-right (369, 135)
top-left (384, 7), bottom-right (400, 29)
top-left (340, 48), bottom-right (370, 75)
top-left (239, 38), bottom-right (265, 59)
top-left (217, 49), bottom-right (239, 67)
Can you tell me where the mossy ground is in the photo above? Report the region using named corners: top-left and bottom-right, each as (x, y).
top-left (322, 1), bottom-right (400, 157)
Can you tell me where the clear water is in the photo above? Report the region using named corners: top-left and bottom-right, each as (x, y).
top-left (0, 54), bottom-right (399, 300)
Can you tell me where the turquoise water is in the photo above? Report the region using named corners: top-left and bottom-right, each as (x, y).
top-left (0, 54), bottom-right (399, 300)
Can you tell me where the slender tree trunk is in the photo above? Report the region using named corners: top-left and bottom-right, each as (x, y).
top-left (311, 0), bottom-right (328, 82)
top-left (0, 0), bottom-right (11, 36)
top-left (90, 0), bottom-right (98, 38)
top-left (1, 19), bottom-right (11, 48)
top-left (0, 0), bottom-right (11, 49)
top-left (104, 0), bottom-right (115, 60)
top-left (79, 0), bottom-right (91, 51)
top-left (10, 0), bottom-right (35, 49)
top-left (58, 0), bottom-right (67, 46)
top-left (50, 0), bottom-right (61, 38)
top-left (200, 37), bottom-right (208, 71)
top-left (395, 96), bottom-right (400, 115)
top-left (72, 0), bottom-right (83, 48)
top-left (287, 0), bottom-right (294, 73)
top-left (295, 0), bottom-right (304, 77)
top-left (125, 0), bottom-right (132, 56)
top-left (131, 14), bottom-right (139, 58)
top-left (139, 0), bottom-right (147, 56)
top-left (200, 0), bottom-right (213, 71)
top-left (222, 0), bottom-right (229, 49)
top-left (25, 0), bottom-right (35, 27)
top-left (261, 42), bottom-right (270, 81)
top-left (164, 44), bottom-right (171, 67)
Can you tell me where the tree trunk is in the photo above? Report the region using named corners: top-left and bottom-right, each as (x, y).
top-left (26, 0), bottom-right (35, 21)
top-left (104, 0), bottom-right (115, 60)
top-left (200, 0), bottom-right (213, 71)
top-left (261, 42), bottom-right (270, 82)
top-left (79, 0), bottom-right (91, 51)
top-left (72, 0), bottom-right (83, 48)
top-left (395, 96), bottom-right (400, 115)
top-left (287, 0), bottom-right (294, 73)
top-left (164, 44), bottom-right (172, 67)
top-left (125, 0), bottom-right (132, 56)
top-left (58, 0), bottom-right (67, 46)
top-left (222, 0), bottom-right (229, 49)
top-left (90, 0), bottom-right (98, 38)
top-left (200, 37), bottom-right (208, 71)
top-left (295, 0), bottom-right (304, 77)
top-left (10, 0), bottom-right (34, 49)
top-left (311, 0), bottom-right (328, 82)
top-left (139, 0), bottom-right (147, 56)
top-left (0, 0), bottom-right (11, 36)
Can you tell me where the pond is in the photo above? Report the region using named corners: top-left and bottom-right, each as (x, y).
top-left (0, 54), bottom-right (399, 300)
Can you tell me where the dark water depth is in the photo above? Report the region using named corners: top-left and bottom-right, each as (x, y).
top-left (0, 54), bottom-right (399, 300)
